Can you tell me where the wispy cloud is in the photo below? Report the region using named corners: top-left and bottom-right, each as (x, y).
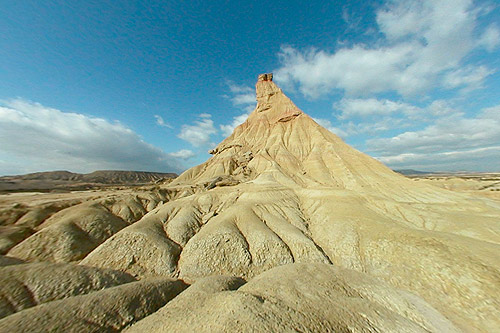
top-left (154, 115), bottom-right (173, 129)
top-left (0, 99), bottom-right (184, 175)
top-left (341, 7), bottom-right (362, 32)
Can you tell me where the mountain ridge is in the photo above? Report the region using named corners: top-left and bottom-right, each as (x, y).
top-left (0, 170), bottom-right (177, 192)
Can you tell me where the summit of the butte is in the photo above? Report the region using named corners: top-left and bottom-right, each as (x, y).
top-left (1, 74), bottom-right (500, 332)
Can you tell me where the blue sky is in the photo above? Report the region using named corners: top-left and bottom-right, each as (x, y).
top-left (1, 0), bottom-right (499, 175)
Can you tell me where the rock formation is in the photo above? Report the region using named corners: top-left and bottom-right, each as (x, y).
top-left (0, 277), bottom-right (187, 332)
top-left (0, 262), bottom-right (135, 318)
top-left (1, 74), bottom-right (499, 332)
top-left (127, 264), bottom-right (459, 332)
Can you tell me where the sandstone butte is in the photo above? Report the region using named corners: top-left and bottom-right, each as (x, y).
top-left (1, 73), bottom-right (500, 332)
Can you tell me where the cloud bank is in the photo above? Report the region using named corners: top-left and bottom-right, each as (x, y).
top-left (368, 104), bottom-right (500, 171)
top-left (0, 99), bottom-right (184, 175)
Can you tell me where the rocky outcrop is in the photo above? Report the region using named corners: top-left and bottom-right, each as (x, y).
top-left (257, 73), bottom-right (273, 81)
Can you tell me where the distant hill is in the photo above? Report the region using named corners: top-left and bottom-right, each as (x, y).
top-left (0, 170), bottom-right (177, 192)
top-left (80, 170), bottom-right (177, 184)
top-left (394, 169), bottom-right (435, 176)
top-left (14, 170), bottom-right (81, 181)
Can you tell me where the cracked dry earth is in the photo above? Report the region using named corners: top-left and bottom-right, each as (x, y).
top-left (1, 74), bottom-right (500, 332)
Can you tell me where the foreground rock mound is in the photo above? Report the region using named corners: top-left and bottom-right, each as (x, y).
top-left (0, 262), bottom-right (135, 318)
top-left (5, 188), bottom-right (180, 262)
top-left (1, 74), bottom-right (500, 332)
top-left (128, 263), bottom-right (458, 332)
top-left (0, 278), bottom-right (187, 332)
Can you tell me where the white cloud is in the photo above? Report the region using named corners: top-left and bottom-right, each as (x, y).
top-left (0, 99), bottom-right (184, 175)
top-left (331, 98), bottom-right (457, 136)
top-left (232, 93), bottom-right (256, 105)
top-left (336, 98), bottom-right (421, 119)
top-left (227, 82), bottom-right (256, 106)
top-left (219, 81), bottom-right (257, 138)
top-left (343, 118), bottom-right (409, 136)
top-left (426, 100), bottom-right (456, 117)
top-left (154, 115), bottom-right (173, 129)
top-left (220, 113), bottom-right (249, 137)
top-left (367, 104), bottom-right (500, 170)
top-left (377, 146), bottom-right (500, 171)
top-left (168, 149), bottom-right (195, 160)
top-left (275, 0), bottom-right (495, 97)
top-left (368, 112), bottom-right (500, 154)
top-left (276, 44), bottom-right (418, 97)
top-left (443, 65), bottom-right (495, 91)
top-left (378, 146), bottom-right (500, 165)
top-left (312, 118), bottom-right (347, 138)
top-left (178, 114), bottom-right (217, 147)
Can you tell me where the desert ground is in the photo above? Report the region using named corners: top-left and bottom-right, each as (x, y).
top-left (407, 172), bottom-right (500, 199)
top-left (2, 172), bottom-right (498, 256)
top-left (1, 75), bottom-right (499, 332)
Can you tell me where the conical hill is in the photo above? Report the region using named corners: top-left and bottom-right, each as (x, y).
top-left (175, 73), bottom-right (406, 191)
